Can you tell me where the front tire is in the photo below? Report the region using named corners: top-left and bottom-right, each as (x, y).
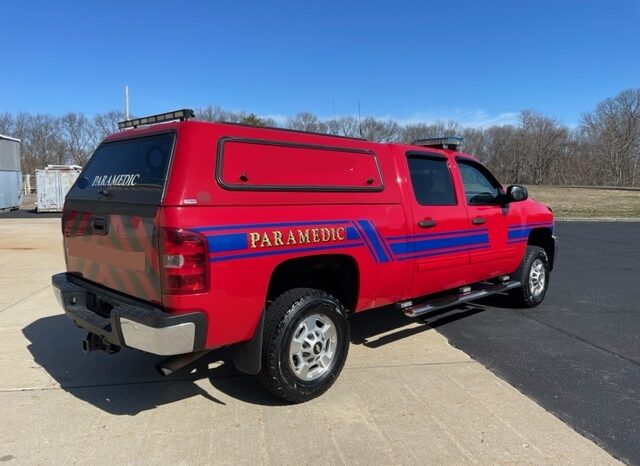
top-left (257, 288), bottom-right (350, 403)
top-left (509, 245), bottom-right (550, 308)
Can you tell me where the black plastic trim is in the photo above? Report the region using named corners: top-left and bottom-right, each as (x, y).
top-left (52, 273), bottom-right (207, 352)
top-left (405, 150), bottom-right (448, 160)
top-left (215, 136), bottom-right (385, 193)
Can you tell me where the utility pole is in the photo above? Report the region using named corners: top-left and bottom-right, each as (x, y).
top-left (124, 85), bottom-right (130, 120)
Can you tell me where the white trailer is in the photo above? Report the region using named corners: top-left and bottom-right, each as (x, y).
top-left (0, 134), bottom-right (23, 211)
top-left (36, 165), bottom-right (82, 212)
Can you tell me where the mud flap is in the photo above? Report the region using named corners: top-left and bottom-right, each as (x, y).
top-left (233, 311), bottom-right (265, 375)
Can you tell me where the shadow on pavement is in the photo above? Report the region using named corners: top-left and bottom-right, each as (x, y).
top-left (23, 298), bottom-right (500, 414)
top-left (350, 301), bottom-right (491, 348)
top-left (22, 315), bottom-right (283, 415)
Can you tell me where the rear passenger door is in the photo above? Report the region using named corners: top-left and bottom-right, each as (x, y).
top-left (455, 158), bottom-right (518, 282)
top-left (399, 151), bottom-right (471, 298)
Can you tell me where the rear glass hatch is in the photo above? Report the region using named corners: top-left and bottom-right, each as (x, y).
top-left (63, 131), bottom-right (175, 304)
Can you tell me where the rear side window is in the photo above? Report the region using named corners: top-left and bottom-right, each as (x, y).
top-left (69, 133), bottom-right (175, 204)
top-left (407, 155), bottom-right (456, 206)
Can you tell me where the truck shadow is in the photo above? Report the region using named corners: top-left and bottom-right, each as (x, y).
top-left (23, 299), bottom-right (503, 413)
top-left (22, 315), bottom-right (283, 415)
top-left (350, 298), bottom-right (504, 349)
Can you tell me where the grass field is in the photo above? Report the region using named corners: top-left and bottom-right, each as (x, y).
top-left (528, 186), bottom-right (640, 218)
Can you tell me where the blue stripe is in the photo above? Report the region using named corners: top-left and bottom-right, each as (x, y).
top-left (508, 223), bottom-right (553, 231)
top-left (397, 244), bottom-right (487, 260)
top-left (367, 220), bottom-right (395, 259)
top-left (388, 229), bottom-right (489, 243)
top-left (207, 233), bottom-right (248, 253)
top-left (386, 227), bottom-right (487, 241)
top-left (346, 226), bottom-right (360, 240)
top-left (194, 220), bottom-right (351, 232)
top-left (209, 242), bottom-right (364, 262)
top-left (351, 221), bottom-right (379, 263)
top-left (391, 233), bottom-right (489, 255)
top-left (357, 220), bottom-right (390, 263)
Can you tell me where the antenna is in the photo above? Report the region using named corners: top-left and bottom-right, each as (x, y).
top-left (357, 100), bottom-right (362, 138)
top-left (124, 85), bottom-right (130, 120)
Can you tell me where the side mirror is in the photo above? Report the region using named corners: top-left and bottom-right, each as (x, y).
top-left (506, 184), bottom-right (528, 203)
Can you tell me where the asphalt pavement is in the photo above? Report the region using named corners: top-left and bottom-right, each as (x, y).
top-left (433, 222), bottom-right (640, 465)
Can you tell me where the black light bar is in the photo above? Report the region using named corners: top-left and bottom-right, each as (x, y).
top-left (118, 109), bottom-right (195, 130)
top-left (413, 136), bottom-right (463, 150)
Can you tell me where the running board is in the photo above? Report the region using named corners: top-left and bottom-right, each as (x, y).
top-left (402, 280), bottom-right (522, 318)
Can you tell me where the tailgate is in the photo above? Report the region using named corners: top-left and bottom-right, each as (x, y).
top-left (62, 132), bottom-right (175, 304)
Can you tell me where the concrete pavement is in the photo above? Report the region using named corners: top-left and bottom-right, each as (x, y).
top-left (0, 219), bottom-right (619, 465)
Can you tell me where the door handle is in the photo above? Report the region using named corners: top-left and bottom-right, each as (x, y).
top-left (471, 216), bottom-right (486, 225)
top-left (91, 216), bottom-right (108, 235)
top-left (418, 218), bottom-right (437, 228)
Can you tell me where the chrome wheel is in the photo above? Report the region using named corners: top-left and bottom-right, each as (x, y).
top-left (529, 258), bottom-right (546, 297)
top-left (288, 313), bottom-right (338, 382)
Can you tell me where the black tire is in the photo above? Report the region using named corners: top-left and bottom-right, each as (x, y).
top-left (257, 287), bottom-right (350, 403)
top-left (509, 245), bottom-right (550, 308)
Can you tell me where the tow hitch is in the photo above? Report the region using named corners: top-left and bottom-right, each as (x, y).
top-left (82, 332), bottom-right (120, 354)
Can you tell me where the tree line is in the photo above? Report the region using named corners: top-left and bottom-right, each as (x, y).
top-left (1, 88), bottom-right (639, 187)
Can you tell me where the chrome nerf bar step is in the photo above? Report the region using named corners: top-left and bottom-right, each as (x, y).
top-left (401, 280), bottom-right (522, 318)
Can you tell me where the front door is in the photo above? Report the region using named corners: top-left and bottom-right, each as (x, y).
top-left (455, 158), bottom-right (520, 282)
top-left (398, 151), bottom-right (473, 298)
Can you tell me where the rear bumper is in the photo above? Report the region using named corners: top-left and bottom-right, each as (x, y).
top-left (52, 273), bottom-right (207, 356)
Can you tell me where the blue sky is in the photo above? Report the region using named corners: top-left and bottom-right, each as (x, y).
top-left (1, 0), bottom-right (638, 127)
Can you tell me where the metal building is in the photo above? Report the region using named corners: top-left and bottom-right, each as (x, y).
top-left (0, 134), bottom-right (23, 211)
top-left (35, 165), bottom-right (82, 212)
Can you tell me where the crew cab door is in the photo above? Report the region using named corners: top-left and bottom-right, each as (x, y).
top-left (455, 157), bottom-right (520, 282)
top-left (398, 151), bottom-right (472, 298)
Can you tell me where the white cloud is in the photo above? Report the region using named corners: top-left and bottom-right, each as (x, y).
top-left (263, 108), bottom-right (519, 129)
top-left (383, 109), bottom-right (519, 128)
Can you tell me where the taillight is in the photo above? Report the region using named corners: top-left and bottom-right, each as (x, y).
top-left (160, 228), bottom-right (209, 294)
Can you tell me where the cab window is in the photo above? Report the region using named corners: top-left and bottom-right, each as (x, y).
top-left (407, 155), bottom-right (457, 206)
top-left (457, 159), bottom-right (502, 205)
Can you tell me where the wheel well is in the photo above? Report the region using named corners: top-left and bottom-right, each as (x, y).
top-left (266, 255), bottom-right (359, 311)
top-left (528, 228), bottom-right (555, 269)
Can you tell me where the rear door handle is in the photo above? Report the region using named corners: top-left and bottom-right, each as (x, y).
top-left (91, 216), bottom-right (109, 235)
top-left (471, 216), bottom-right (486, 225)
top-left (418, 218), bottom-right (437, 228)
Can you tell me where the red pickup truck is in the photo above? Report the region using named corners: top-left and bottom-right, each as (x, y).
top-left (52, 109), bottom-right (556, 403)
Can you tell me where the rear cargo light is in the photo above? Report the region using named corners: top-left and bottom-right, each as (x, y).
top-left (160, 228), bottom-right (209, 294)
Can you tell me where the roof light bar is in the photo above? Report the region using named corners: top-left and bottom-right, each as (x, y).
top-left (118, 108), bottom-right (195, 130)
top-left (413, 136), bottom-right (463, 150)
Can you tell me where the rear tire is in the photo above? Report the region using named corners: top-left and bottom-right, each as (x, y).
top-left (509, 245), bottom-right (550, 308)
top-left (257, 288), bottom-right (350, 403)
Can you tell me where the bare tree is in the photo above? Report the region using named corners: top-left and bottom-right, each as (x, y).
top-left (399, 121), bottom-right (462, 144)
top-left (93, 111), bottom-right (125, 141)
top-left (518, 111), bottom-right (570, 185)
top-left (580, 89), bottom-right (640, 186)
top-left (325, 116), bottom-right (360, 138)
top-left (0, 113), bottom-right (14, 136)
top-left (286, 112), bottom-right (328, 133)
top-left (60, 113), bottom-right (96, 165)
top-left (359, 117), bottom-right (400, 142)
top-left (4, 87), bottom-right (640, 187)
